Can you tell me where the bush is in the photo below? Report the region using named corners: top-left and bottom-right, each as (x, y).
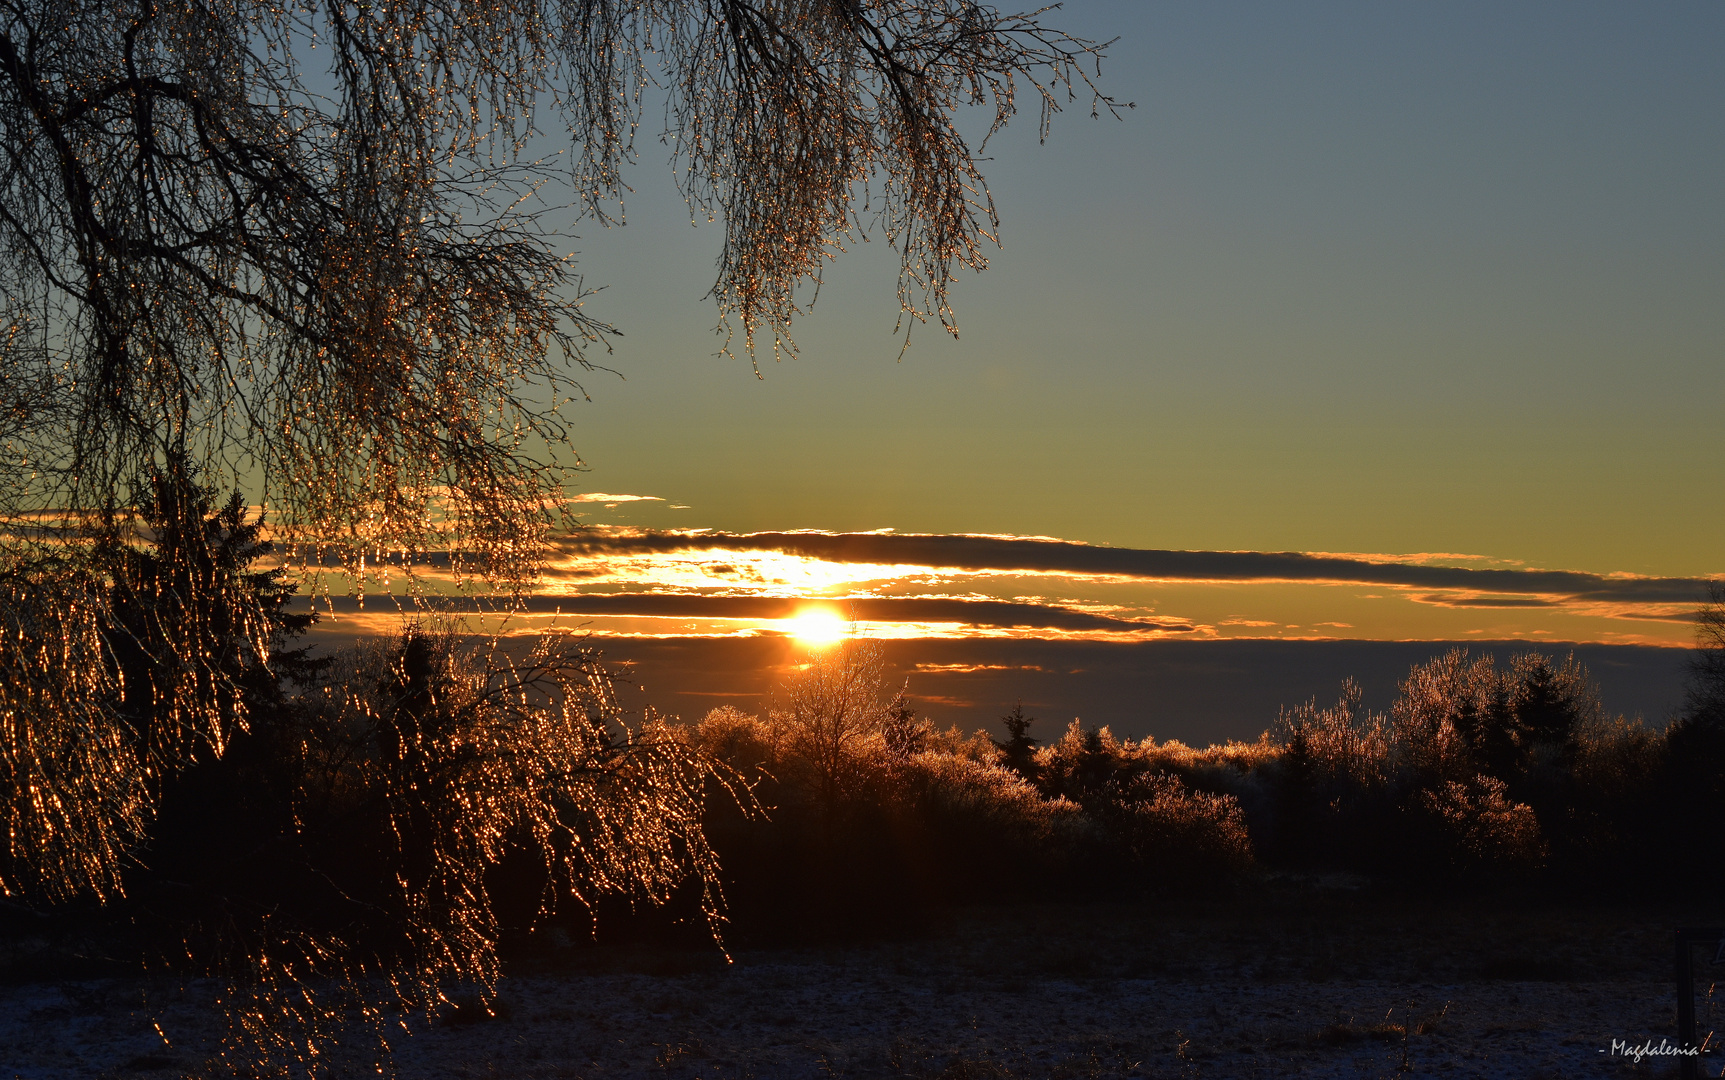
top-left (1096, 771), bottom-right (1253, 885)
top-left (699, 635), bottom-right (1725, 913)
top-left (1033, 718), bottom-right (1128, 804)
top-left (1558, 716), bottom-right (1664, 876)
top-left (1258, 680), bottom-right (1394, 869)
top-left (1275, 678), bottom-right (1392, 789)
top-left (1390, 648), bottom-right (1495, 787)
top-left (1415, 775), bottom-right (1547, 877)
top-left (1660, 586), bottom-right (1725, 885)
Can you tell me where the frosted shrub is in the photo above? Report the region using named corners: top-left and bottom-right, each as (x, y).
top-left (1114, 735), bottom-right (1277, 823)
top-left (1416, 775), bottom-right (1547, 875)
top-left (1391, 649), bottom-right (1496, 785)
top-left (764, 639), bottom-right (896, 814)
top-left (696, 705), bottom-right (778, 775)
top-left (1033, 719), bottom-right (1125, 802)
top-left (896, 751), bottom-right (1092, 853)
top-left (1257, 680), bottom-right (1400, 869)
top-left (1573, 717), bottom-right (1662, 794)
top-left (1274, 678), bottom-right (1391, 789)
top-left (1099, 771), bottom-right (1254, 884)
top-left (697, 692), bottom-right (1097, 920)
top-left (1559, 716), bottom-right (1665, 868)
top-left (1389, 648), bottom-right (1601, 789)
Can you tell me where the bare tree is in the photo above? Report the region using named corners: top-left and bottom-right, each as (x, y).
top-left (771, 636), bottom-right (892, 814)
top-left (0, 0), bottom-right (1116, 894)
top-left (1686, 582), bottom-right (1725, 731)
top-left (0, 4), bottom-right (1116, 1063)
top-left (0, 0), bottom-right (1121, 575)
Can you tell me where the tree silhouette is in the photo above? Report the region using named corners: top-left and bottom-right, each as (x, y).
top-left (0, 0), bottom-right (1119, 893)
top-left (0, 463), bottom-right (306, 902)
top-left (0, 0), bottom-right (1121, 582)
top-left (1668, 585), bottom-right (1725, 863)
top-left (103, 466), bottom-right (317, 776)
top-left (1683, 583), bottom-right (1725, 733)
top-left (0, 4), bottom-right (1118, 1062)
top-left (772, 637), bottom-right (892, 817)
top-left (993, 700), bottom-right (1040, 780)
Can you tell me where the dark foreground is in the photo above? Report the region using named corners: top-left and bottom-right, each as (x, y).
top-left (2, 885), bottom-right (1718, 1079)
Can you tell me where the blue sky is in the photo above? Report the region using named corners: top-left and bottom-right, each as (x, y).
top-left (300, 2), bottom-right (1725, 732)
top-left (535, 2), bottom-right (1721, 589)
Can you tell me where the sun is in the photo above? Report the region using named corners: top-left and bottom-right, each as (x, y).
top-left (786, 608), bottom-right (847, 648)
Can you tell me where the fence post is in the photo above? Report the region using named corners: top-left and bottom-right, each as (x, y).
top-left (1677, 927), bottom-right (1724, 1080)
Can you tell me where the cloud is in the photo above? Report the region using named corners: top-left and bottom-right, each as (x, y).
top-left (1414, 594), bottom-right (1561, 609)
top-left (912, 663), bottom-right (1052, 674)
top-left (549, 529), bottom-right (1714, 604)
top-left (1608, 609), bottom-right (1703, 624)
top-left (567, 493), bottom-right (664, 504)
top-left (358, 593), bottom-right (1195, 634)
top-left (912, 694), bottom-right (978, 708)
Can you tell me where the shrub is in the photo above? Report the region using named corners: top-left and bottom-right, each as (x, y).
top-left (1389, 648), bottom-right (1600, 789)
top-left (694, 651), bottom-right (1092, 932)
top-left (1034, 719), bottom-right (1125, 803)
top-left (1555, 716), bottom-right (1664, 876)
top-left (1415, 775), bottom-right (1547, 877)
top-left (1390, 648), bottom-right (1494, 786)
top-left (696, 636), bottom-right (1714, 916)
top-left (890, 751), bottom-right (1095, 890)
top-left (1258, 680), bottom-right (1394, 869)
top-left (1274, 678), bottom-right (1391, 789)
top-left (1096, 771), bottom-right (1253, 886)
top-left (696, 704), bottom-right (777, 774)
top-left (694, 656), bottom-right (1267, 927)
top-left (1659, 587), bottom-right (1725, 884)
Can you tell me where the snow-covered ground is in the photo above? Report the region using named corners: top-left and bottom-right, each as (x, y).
top-left (1, 898), bottom-right (1713, 1078)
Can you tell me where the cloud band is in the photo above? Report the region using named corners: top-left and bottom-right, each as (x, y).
top-left (550, 530), bottom-right (1711, 604)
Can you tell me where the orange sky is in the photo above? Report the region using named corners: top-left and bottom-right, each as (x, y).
top-left (302, 524), bottom-right (1708, 651)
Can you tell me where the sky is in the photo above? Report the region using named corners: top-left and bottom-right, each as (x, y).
top-left (308, 2), bottom-right (1724, 736)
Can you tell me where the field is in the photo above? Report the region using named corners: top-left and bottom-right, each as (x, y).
top-left (3, 882), bottom-right (1716, 1079)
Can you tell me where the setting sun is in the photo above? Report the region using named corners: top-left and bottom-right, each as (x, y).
top-left (786, 607), bottom-right (847, 647)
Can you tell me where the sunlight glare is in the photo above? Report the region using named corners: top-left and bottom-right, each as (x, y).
top-left (787, 608), bottom-right (847, 647)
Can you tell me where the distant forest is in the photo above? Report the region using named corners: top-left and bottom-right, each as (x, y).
top-left (691, 615), bottom-right (1725, 939)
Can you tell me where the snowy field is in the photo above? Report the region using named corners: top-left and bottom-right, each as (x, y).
top-left (1, 895), bottom-right (1713, 1078)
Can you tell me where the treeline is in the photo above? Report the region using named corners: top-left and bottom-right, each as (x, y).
top-left (689, 632), bottom-right (1725, 939)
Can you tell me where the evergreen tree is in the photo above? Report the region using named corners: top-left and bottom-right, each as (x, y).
top-left (993, 701), bottom-right (1041, 780)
